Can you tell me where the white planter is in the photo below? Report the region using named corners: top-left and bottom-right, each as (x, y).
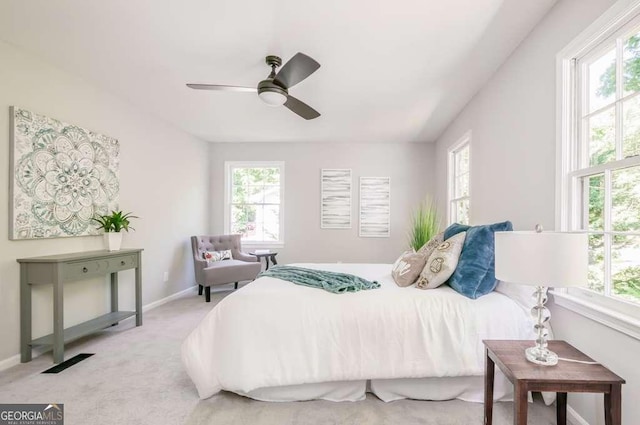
top-left (104, 232), bottom-right (123, 251)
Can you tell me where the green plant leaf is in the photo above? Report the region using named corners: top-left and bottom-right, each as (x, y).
top-left (408, 199), bottom-right (440, 251)
top-left (91, 210), bottom-right (139, 233)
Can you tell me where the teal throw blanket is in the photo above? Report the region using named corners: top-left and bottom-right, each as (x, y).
top-left (258, 266), bottom-right (380, 294)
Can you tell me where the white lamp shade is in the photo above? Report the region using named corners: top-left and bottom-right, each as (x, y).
top-left (494, 231), bottom-right (588, 287)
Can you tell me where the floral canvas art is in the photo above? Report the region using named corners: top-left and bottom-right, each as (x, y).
top-left (9, 107), bottom-right (119, 240)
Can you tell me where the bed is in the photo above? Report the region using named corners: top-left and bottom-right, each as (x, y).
top-left (181, 263), bottom-right (537, 402)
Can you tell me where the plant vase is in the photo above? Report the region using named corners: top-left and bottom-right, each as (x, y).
top-left (104, 232), bottom-right (123, 251)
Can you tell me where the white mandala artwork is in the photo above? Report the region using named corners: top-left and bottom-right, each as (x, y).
top-left (359, 176), bottom-right (391, 238)
top-left (9, 107), bottom-right (120, 240)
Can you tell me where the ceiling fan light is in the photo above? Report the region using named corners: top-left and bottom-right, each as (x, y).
top-left (259, 90), bottom-right (287, 107)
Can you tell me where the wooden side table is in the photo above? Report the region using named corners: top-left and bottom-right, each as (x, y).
top-left (250, 252), bottom-right (278, 270)
top-left (484, 340), bottom-right (625, 425)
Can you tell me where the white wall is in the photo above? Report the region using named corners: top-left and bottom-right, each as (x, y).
top-left (434, 0), bottom-right (637, 424)
top-left (0, 40), bottom-right (209, 363)
top-left (210, 142), bottom-right (436, 264)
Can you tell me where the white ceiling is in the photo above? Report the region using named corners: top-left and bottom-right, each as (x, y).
top-left (0, 0), bottom-right (556, 143)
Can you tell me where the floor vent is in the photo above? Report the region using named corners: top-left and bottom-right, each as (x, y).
top-left (42, 353), bottom-right (95, 374)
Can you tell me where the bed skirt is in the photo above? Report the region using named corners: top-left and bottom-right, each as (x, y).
top-left (233, 372), bottom-right (513, 403)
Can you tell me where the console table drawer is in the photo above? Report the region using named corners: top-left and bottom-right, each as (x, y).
top-left (107, 254), bottom-right (138, 272)
top-left (64, 261), bottom-right (100, 280)
top-left (63, 254), bottom-right (138, 281)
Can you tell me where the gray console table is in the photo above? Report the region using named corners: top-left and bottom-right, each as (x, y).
top-left (18, 249), bottom-right (143, 364)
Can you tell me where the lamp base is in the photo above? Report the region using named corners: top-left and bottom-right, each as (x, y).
top-left (525, 346), bottom-right (559, 366)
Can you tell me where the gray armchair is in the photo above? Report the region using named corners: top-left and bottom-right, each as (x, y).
top-left (191, 235), bottom-right (262, 302)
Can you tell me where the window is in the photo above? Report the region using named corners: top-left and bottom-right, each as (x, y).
top-left (558, 2), bottom-right (640, 327)
top-left (224, 161), bottom-right (284, 246)
top-left (448, 133), bottom-right (471, 225)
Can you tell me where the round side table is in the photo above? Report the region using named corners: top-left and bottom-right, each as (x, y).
top-left (250, 252), bottom-right (278, 270)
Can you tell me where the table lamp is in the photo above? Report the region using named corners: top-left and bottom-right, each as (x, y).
top-left (494, 225), bottom-right (588, 366)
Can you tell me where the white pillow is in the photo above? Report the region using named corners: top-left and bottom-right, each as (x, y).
top-left (495, 280), bottom-right (541, 312)
top-left (203, 249), bottom-right (232, 265)
top-left (416, 232), bottom-right (466, 290)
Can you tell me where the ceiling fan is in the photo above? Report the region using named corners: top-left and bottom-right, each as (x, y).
top-left (187, 52), bottom-right (321, 120)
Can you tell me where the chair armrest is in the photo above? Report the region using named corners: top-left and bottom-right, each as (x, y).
top-left (234, 251), bottom-right (258, 262)
top-left (193, 257), bottom-right (208, 286)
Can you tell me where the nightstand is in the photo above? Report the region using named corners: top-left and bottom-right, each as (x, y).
top-left (483, 340), bottom-right (625, 425)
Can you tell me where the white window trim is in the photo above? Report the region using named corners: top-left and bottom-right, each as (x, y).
top-left (447, 131), bottom-right (472, 225)
top-left (550, 290), bottom-right (640, 341)
top-left (223, 161), bottom-right (285, 248)
top-left (555, 0), bottom-right (640, 340)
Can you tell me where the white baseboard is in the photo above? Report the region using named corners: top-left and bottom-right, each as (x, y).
top-left (0, 354), bottom-right (21, 372)
top-left (568, 405), bottom-right (591, 425)
top-left (142, 285), bottom-right (197, 312)
top-left (0, 285), bottom-right (198, 373)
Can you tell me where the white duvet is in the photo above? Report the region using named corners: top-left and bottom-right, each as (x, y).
top-left (182, 263), bottom-right (535, 399)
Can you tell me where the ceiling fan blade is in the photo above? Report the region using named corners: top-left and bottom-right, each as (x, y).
top-left (186, 84), bottom-right (256, 92)
top-left (273, 53), bottom-right (320, 89)
top-left (284, 95), bottom-right (321, 120)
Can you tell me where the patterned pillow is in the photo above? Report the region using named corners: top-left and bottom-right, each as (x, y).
top-left (416, 232), bottom-right (466, 290)
top-left (392, 250), bottom-right (428, 287)
top-left (203, 250), bottom-right (232, 264)
top-left (417, 232), bottom-right (445, 258)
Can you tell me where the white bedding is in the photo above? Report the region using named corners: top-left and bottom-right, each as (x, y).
top-left (182, 263), bottom-right (536, 400)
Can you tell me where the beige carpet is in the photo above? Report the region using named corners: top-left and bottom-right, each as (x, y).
top-left (0, 287), bottom-right (556, 425)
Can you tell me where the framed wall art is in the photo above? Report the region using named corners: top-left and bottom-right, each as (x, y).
top-left (320, 169), bottom-right (352, 229)
top-left (359, 176), bottom-right (390, 238)
top-left (9, 107), bottom-right (120, 240)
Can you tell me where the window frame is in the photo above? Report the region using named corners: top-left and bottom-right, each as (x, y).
top-left (447, 132), bottom-right (471, 226)
top-left (555, 0), bottom-right (640, 340)
top-left (223, 161), bottom-right (285, 248)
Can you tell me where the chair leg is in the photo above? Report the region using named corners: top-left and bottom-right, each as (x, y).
top-left (234, 282), bottom-right (238, 290)
top-left (205, 286), bottom-right (211, 302)
top-left (198, 285), bottom-right (203, 296)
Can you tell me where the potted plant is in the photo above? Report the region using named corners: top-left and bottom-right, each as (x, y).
top-left (408, 199), bottom-right (440, 251)
top-left (92, 211), bottom-right (138, 251)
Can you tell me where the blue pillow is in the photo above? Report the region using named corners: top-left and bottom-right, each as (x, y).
top-left (444, 221), bottom-right (513, 299)
top-left (444, 223), bottom-right (471, 240)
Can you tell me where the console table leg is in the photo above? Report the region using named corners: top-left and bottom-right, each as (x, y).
top-left (20, 263), bottom-right (32, 363)
top-left (110, 272), bottom-right (119, 312)
top-left (135, 264), bottom-right (142, 326)
top-left (110, 272), bottom-right (119, 326)
top-left (52, 267), bottom-right (64, 364)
